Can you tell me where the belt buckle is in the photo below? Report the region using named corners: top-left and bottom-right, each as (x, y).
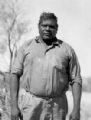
top-left (45, 96), bottom-right (53, 101)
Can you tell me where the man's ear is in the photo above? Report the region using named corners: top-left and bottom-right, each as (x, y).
top-left (55, 26), bottom-right (58, 34)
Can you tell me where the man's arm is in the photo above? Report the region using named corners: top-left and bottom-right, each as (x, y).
top-left (10, 73), bottom-right (19, 108)
top-left (72, 82), bottom-right (82, 112)
top-left (10, 73), bottom-right (22, 120)
top-left (68, 48), bottom-right (82, 120)
top-left (69, 82), bottom-right (82, 120)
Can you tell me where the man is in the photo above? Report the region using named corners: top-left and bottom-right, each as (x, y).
top-left (10, 12), bottom-right (82, 120)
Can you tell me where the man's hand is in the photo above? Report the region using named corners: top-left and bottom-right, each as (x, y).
top-left (69, 109), bottom-right (80, 120)
top-left (11, 107), bottom-right (23, 120)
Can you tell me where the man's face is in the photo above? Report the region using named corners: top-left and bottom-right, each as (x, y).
top-left (39, 19), bottom-right (58, 41)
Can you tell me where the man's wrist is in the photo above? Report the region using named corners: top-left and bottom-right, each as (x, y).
top-left (11, 99), bottom-right (18, 108)
top-left (73, 106), bottom-right (81, 112)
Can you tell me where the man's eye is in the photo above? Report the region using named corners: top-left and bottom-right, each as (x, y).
top-left (50, 25), bottom-right (55, 29)
top-left (42, 25), bottom-right (47, 27)
top-left (41, 25), bottom-right (55, 29)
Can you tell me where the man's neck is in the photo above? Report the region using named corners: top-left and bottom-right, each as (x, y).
top-left (42, 37), bottom-right (57, 46)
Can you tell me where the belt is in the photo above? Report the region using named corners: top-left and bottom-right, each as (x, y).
top-left (35, 95), bottom-right (60, 99)
top-left (29, 91), bottom-right (65, 100)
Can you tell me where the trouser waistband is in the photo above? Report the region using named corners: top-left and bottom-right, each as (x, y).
top-left (29, 91), bottom-right (66, 100)
top-left (19, 88), bottom-right (66, 100)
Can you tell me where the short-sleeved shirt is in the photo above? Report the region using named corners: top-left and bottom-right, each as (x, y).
top-left (11, 36), bottom-right (82, 97)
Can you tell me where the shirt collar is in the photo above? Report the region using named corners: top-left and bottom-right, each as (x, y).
top-left (35, 36), bottom-right (62, 47)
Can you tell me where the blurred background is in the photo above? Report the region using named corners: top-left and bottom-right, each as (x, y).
top-left (0, 0), bottom-right (91, 120)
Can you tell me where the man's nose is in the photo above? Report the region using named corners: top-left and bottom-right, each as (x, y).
top-left (46, 26), bottom-right (50, 30)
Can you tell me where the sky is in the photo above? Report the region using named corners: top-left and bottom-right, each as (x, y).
top-left (0, 0), bottom-right (91, 77)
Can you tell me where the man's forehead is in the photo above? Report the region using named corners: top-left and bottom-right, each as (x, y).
top-left (41, 19), bottom-right (57, 24)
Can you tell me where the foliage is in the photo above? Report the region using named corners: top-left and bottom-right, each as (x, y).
top-left (0, 0), bottom-right (31, 72)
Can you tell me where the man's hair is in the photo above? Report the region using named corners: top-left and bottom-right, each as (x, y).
top-left (38, 12), bottom-right (58, 27)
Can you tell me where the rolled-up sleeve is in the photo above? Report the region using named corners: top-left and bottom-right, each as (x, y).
top-left (11, 46), bottom-right (24, 76)
top-left (69, 48), bottom-right (82, 86)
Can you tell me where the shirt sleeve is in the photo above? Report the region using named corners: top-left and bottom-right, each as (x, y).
top-left (69, 48), bottom-right (82, 86)
top-left (11, 46), bottom-right (24, 76)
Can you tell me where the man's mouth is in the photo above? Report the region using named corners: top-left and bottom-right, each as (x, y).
top-left (44, 32), bottom-right (51, 36)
